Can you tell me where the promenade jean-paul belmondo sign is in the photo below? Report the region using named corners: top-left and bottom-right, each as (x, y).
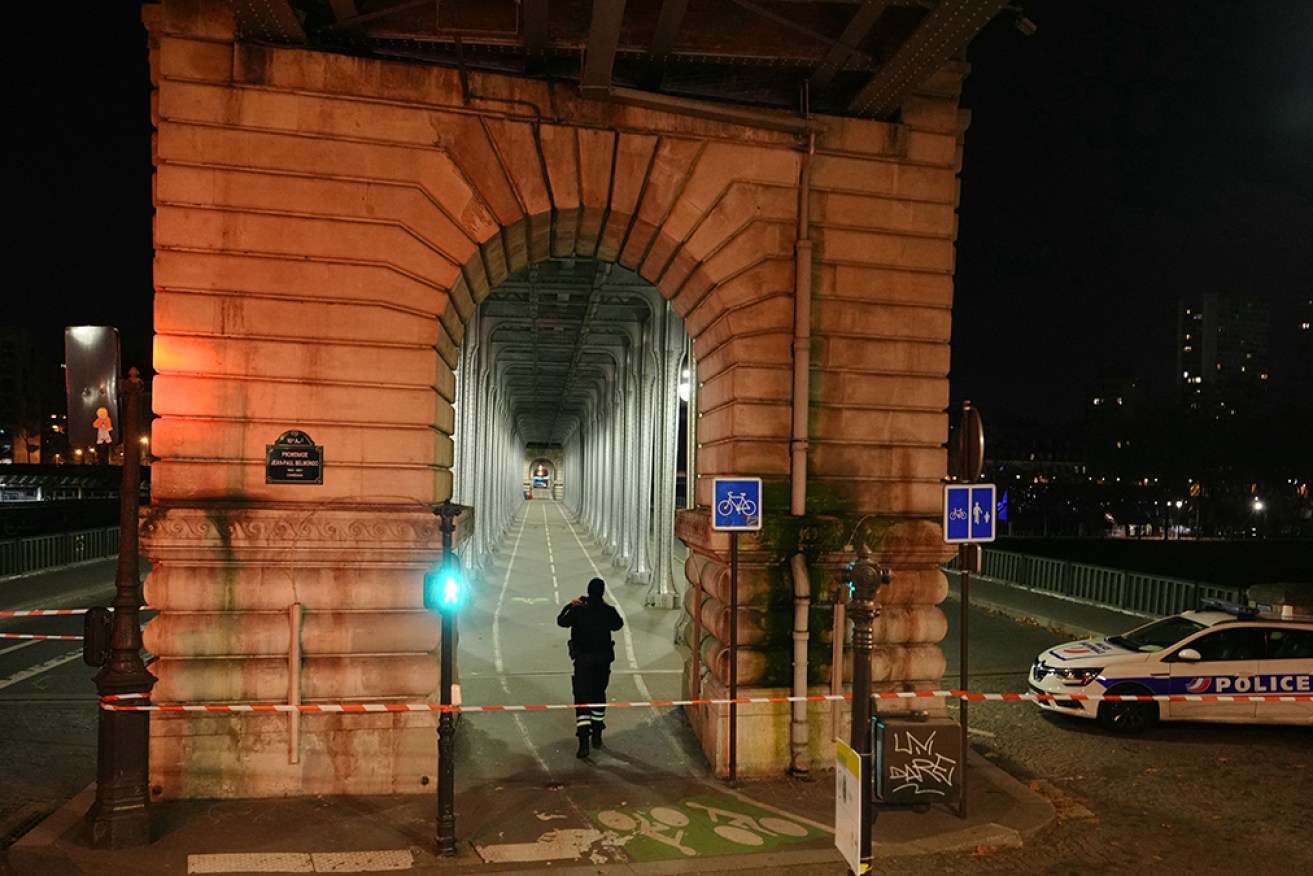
top-left (266, 430), bottom-right (324, 484)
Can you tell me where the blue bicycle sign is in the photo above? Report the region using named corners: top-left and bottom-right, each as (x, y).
top-left (712, 478), bottom-right (762, 531)
top-left (943, 483), bottom-right (996, 544)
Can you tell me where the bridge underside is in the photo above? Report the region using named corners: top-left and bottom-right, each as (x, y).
top-left (139, 0), bottom-right (980, 796)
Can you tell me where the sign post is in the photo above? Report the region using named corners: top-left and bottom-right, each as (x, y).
top-left (945, 401), bottom-right (990, 818)
top-left (711, 477), bottom-right (762, 786)
top-left (834, 738), bottom-right (869, 874)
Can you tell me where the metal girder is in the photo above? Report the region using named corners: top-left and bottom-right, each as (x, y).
top-left (227, 0), bottom-right (306, 44)
top-left (475, 260), bottom-right (662, 446)
top-left (523, 0), bottom-right (549, 53)
top-left (581, 0), bottom-right (628, 95)
top-left (848, 0), bottom-right (1008, 117)
top-left (251, 0), bottom-right (1006, 121)
top-left (327, 0), bottom-right (357, 21)
top-left (809, 0), bottom-right (889, 88)
top-left (644, 0), bottom-right (690, 88)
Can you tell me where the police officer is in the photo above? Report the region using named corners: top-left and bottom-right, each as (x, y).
top-left (556, 577), bottom-right (624, 758)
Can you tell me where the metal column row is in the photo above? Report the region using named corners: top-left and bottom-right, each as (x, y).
top-left (452, 310), bottom-right (524, 577)
top-left (560, 300), bottom-right (686, 608)
top-left (452, 295), bottom-right (687, 609)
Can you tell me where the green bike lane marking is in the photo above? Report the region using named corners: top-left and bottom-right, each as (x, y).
top-left (591, 793), bottom-right (827, 861)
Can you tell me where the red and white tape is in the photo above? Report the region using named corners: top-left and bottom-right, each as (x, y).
top-left (0, 632), bottom-right (83, 641)
top-left (0, 608), bottom-right (90, 618)
top-left (99, 690), bottom-right (1313, 712)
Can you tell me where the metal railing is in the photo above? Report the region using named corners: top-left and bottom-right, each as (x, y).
top-left (0, 527), bottom-right (121, 577)
top-left (954, 548), bottom-right (1242, 618)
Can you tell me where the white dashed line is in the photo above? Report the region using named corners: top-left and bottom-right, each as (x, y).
top-left (0, 650), bottom-right (82, 691)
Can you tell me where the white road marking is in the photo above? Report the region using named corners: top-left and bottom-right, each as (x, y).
top-left (491, 513), bottom-right (529, 675)
top-left (0, 650), bottom-right (82, 691)
top-left (549, 502), bottom-right (702, 771)
top-left (0, 639), bottom-right (43, 657)
top-left (554, 503), bottom-right (644, 681)
top-left (490, 506), bottom-right (554, 777)
top-left (187, 850), bottom-right (412, 873)
top-left (476, 827), bottom-right (611, 864)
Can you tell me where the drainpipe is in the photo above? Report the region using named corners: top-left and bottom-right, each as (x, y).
top-left (788, 130), bottom-right (816, 772)
top-left (288, 602), bottom-right (302, 764)
top-left (790, 131), bottom-right (815, 517)
top-left (789, 553), bottom-right (812, 774)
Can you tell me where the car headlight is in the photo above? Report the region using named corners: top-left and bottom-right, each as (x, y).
top-left (1053, 666), bottom-right (1102, 686)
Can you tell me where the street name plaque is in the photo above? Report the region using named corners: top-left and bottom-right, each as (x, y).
top-left (265, 430), bottom-right (324, 485)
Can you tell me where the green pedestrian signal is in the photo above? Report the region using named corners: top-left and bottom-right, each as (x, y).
top-left (425, 559), bottom-right (463, 612)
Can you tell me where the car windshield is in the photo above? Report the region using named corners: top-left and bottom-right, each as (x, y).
top-left (1108, 616), bottom-right (1209, 653)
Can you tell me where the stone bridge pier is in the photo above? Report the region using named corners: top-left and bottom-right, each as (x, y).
top-left (140, 0), bottom-right (963, 796)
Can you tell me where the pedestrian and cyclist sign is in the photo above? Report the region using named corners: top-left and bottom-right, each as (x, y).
top-left (712, 478), bottom-right (761, 531)
top-left (943, 484), bottom-right (996, 544)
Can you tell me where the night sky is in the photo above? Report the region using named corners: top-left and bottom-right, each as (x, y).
top-left (953, 1), bottom-right (1313, 425)
top-left (7, 2), bottom-right (1311, 429)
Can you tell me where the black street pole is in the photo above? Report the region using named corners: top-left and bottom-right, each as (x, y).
top-left (955, 401), bottom-right (983, 820)
top-left (847, 544), bottom-right (886, 874)
top-left (89, 368), bottom-right (157, 849)
top-left (728, 531), bottom-right (738, 786)
top-left (434, 501), bottom-right (459, 857)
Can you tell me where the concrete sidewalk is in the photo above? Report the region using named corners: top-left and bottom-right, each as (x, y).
top-left (9, 745), bottom-right (1053, 876)
top-left (9, 571), bottom-right (1147, 876)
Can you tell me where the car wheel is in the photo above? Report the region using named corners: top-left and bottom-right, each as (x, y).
top-left (1097, 686), bottom-right (1159, 734)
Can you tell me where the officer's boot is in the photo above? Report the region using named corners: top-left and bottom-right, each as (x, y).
top-left (575, 732), bottom-right (589, 759)
top-left (590, 723), bottom-right (604, 749)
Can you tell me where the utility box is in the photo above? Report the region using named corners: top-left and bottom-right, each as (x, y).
top-left (873, 717), bottom-right (962, 804)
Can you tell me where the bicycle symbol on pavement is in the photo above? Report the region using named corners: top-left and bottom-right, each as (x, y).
top-left (592, 795), bottom-right (819, 861)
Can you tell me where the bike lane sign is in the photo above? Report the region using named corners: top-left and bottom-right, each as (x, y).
top-left (943, 483), bottom-right (996, 544)
top-left (712, 478), bottom-right (762, 531)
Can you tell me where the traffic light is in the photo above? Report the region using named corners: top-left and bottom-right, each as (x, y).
top-left (843, 549), bottom-right (890, 602)
top-left (424, 557), bottom-right (463, 612)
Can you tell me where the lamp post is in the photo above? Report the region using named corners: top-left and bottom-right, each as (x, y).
top-left (428, 501), bottom-right (463, 857)
top-left (846, 542), bottom-right (889, 874)
top-left (88, 367), bottom-right (157, 848)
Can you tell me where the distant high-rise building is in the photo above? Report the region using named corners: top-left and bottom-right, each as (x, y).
top-left (1294, 296), bottom-right (1312, 390)
top-left (1085, 375), bottom-right (1146, 476)
top-left (1088, 376), bottom-right (1145, 421)
top-left (0, 328), bottom-right (41, 463)
top-left (1177, 293), bottom-right (1270, 417)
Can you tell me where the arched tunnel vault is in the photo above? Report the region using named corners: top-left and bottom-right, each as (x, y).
top-left (142, 1), bottom-right (962, 796)
top-left (453, 261), bottom-right (689, 608)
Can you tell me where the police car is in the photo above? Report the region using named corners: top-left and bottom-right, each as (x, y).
top-left (1030, 603), bottom-right (1313, 733)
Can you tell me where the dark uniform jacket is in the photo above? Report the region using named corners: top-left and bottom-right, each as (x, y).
top-left (556, 596), bottom-right (624, 660)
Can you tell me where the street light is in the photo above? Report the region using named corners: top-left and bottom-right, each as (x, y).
top-left (843, 541), bottom-right (889, 874)
top-left (87, 368), bottom-right (156, 848)
top-left (428, 500), bottom-right (464, 857)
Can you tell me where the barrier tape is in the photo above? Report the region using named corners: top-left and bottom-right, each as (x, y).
top-left (0, 609), bottom-right (90, 618)
top-left (99, 690), bottom-right (1313, 712)
top-left (1, 633), bottom-right (83, 641)
top-left (0, 606), bottom-right (155, 618)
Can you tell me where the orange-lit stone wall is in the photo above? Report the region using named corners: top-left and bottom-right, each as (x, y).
top-left (142, 0), bottom-right (963, 793)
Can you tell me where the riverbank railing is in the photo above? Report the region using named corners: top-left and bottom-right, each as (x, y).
top-left (0, 527), bottom-right (121, 577)
top-left (948, 548), bottom-right (1243, 618)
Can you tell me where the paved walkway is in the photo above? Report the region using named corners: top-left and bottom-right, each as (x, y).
top-left (6, 502), bottom-right (1149, 876)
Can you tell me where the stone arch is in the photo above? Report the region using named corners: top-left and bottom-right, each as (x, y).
top-left (143, 1), bottom-right (964, 793)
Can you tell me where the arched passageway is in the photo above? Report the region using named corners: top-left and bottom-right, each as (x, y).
top-left (141, 1), bottom-right (964, 797)
top-left (451, 260), bottom-right (688, 609)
